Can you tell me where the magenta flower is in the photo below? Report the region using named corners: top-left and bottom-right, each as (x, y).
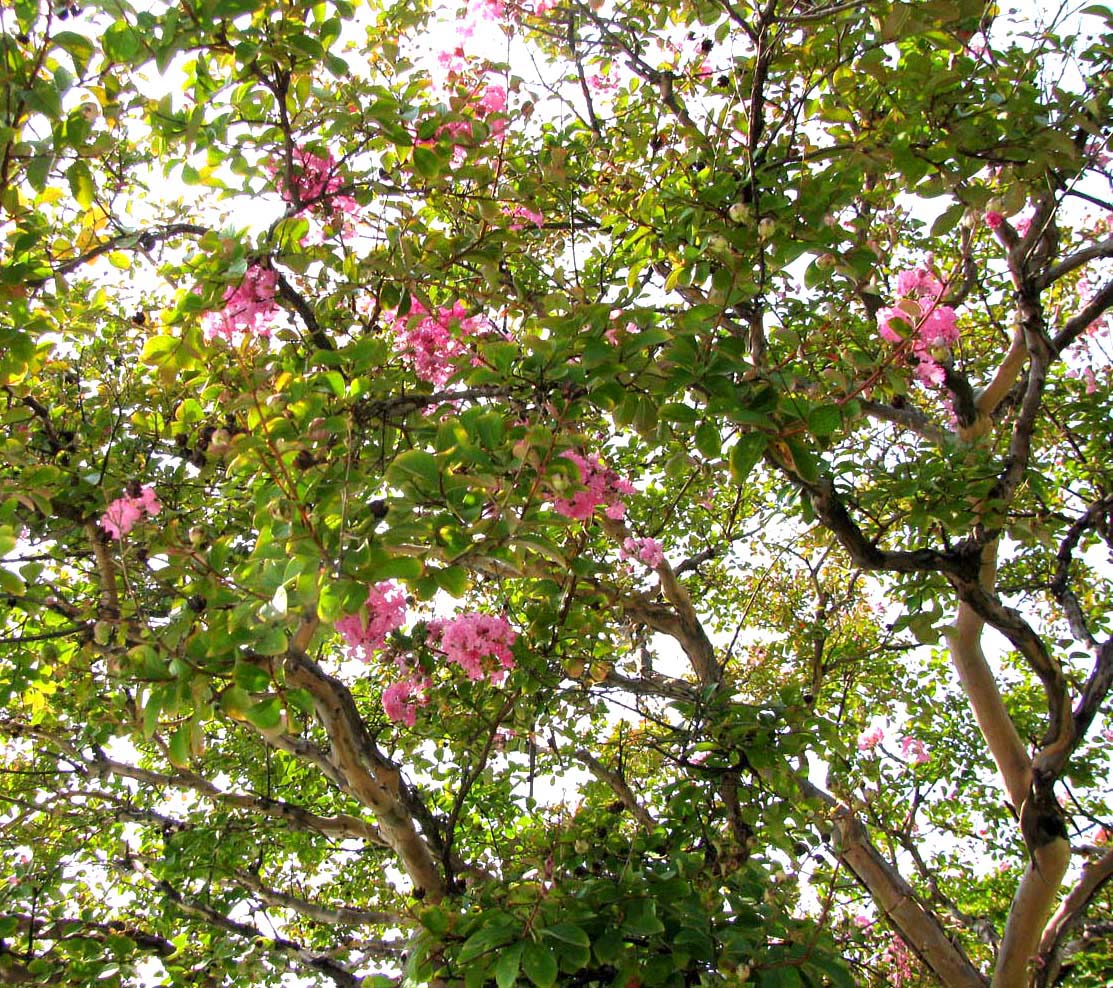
top-left (100, 486), bottom-right (162, 540)
top-left (430, 612), bottom-right (517, 682)
top-left (620, 536), bottom-right (665, 568)
top-left (476, 85), bottom-right (506, 115)
top-left (983, 210), bottom-right (1005, 230)
top-left (504, 205), bottom-right (544, 230)
top-left (388, 299), bottom-right (491, 385)
top-left (857, 726), bottom-right (884, 751)
top-left (552, 451), bottom-right (636, 522)
top-left (900, 736), bottom-right (931, 764)
top-left (382, 676), bottom-right (429, 726)
top-left (335, 582), bottom-right (407, 661)
top-left (201, 265), bottom-right (280, 341)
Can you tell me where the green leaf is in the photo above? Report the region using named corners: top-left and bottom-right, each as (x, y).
top-left (387, 449), bottom-right (441, 488)
top-left (0, 567), bottom-right (26, 595)
top-left (413, 144), bottom-right (443, 179)
top-left (729, 433), bottom-right (767, 485)
top-left (541, 924), bottom-right (590, 948)
top-left (254, 625), bottom-right (288, 656)
top-left (495, 943), bottom-right (523, 988)
top-left (806, 405), bottom-right (842, 438)
top-left (433, 566), bottom-right (469, 597)
top-left (695, 420), bottom-right (722, 458)
top-left (243, 696), bottom-right (284, 732)
top-left (521, 942), bottom-right (558, 988)
top-left (167, 724), bottom-right (191, 768)
top-left (66, 161), bottom-right (95, 208)
top-left (620, 898), bottom-right (664, 936)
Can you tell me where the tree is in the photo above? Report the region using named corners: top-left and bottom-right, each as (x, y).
top-left (0, 0), bottom-right (1111, 986)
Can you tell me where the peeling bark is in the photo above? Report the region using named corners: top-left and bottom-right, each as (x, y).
top-left (284, 616), bottom-right (447, 901)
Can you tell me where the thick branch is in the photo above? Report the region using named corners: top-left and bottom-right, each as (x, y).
top-left (284, 616), bottom-right (448, 901)
top-left (1052, 278), bottom-right (1113, 356)
top-left (991, 839), bottom-right (1071, 988)
top-left (574, 748), bottom-right (657, 833)
top-left (859, 400), bottom-right (950, 444)
top-left (86, 749), bottom-right (385, 844)
top-left (230, 870), bottom-right (403, 929)
top-left (148, 872), bottom-right (365, 988)
top-left (26, 223), bottom-right (209, 290)
top-left (1036, 847), bottom-right (1113, 988)
top-left (798, 780), bottom-right (987, 988)
top-left (1036, 234), bottom-right (1113, 290)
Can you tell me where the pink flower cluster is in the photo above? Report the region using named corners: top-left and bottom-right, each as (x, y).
top-left (388, 299), bottom-right (491, 386)
top-left (900, 736), bottom-right (931, 764)
top-left (876, 266), bottom-right (959, 387)
top-left (883, 936), bottom-right (917, 987)
top-left (429, 612), bottom-right (517, 683)
top-left (857, 726), bottom-right (884, 751)
top-left (100, 486), bottom-right (161, 540)
top-left (335, 582), bottom-right (408, 661)
top-left (382, 676), bottom-right (430, 727)
top-left (504, 205), bottom-right (544, 230)
top-left (552, 451), bottom-right (637, 521)
top-left (620, 536), bottom-right (665, 568)
top-left (201, 265), bottom-right (280, 341)
top-left (276, 147), bottom-right (357, 215)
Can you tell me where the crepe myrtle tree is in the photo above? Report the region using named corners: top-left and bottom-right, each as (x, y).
top-left (0, 0), bottom-right (1111, 986)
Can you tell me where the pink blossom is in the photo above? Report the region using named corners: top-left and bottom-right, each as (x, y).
top-left (857, 726), bottom-right (884, 751)
top-left (877, 264), bottom-right (959, 390)
top-left (620, 537), bottom-right (665, 568)
top-left (900, 736), bottom-right (931, 764)
top-left (100, 486), bottom-right (161, 540)
top-left (984, 210), bottom-right (1005, 230)
top-left (913, 357), bottom-right (947, 387)
top-left (476, 85), bottom-right (506, 115)
top-left (388, 299), bottom-right (492, 385)
top-left (895, 266), bottom-right (944, 300)
top-left (551, 451), bottom-right (636, 522)
top-left (883, 936), bottom-right (917, 987)
top-left (382, 676), bottom-right (429, 726)
top-left (335, 582), bottom-right (407, 660)
top-left (853, 915), bottom-right (872, 929)
top-left (201, 265), bottom-right (280, 341)
top-left (504, 205), bottom-right (544, 230)
top-left (1014, 210), bottom-right (1034, 238)
top-left (430, 612), bottom-right (517, 682)
top-left (435, 119), bottom-right (474, 144)
top-left (276, 147), bottom-right (343, 206)
top-left (876, 306), bottom-right (914, 342)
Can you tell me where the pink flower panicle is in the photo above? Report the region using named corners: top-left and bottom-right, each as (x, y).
top-left (276, 148), bottom-right (340, 204)
top-left (857, 726), bottom-right (884, 751)
top-left (476, 84), bottom-right (506, 115)
top-left (983, 210), bottom-right (1005, 230)
top-left (388, 299), bottom-right (491, 385)
top-left (552, 451), bottom-right (637, 521)
top-left (100, 486), bottom-right (161, 540)
top-left (201, 265), bottom-right (280, 341)
top-left (335, 582), bottom-right (407, 661)
top-left (883, 936), bottom-right (917, 987)
top-left (504, 205), bottom-right (544, 230)
top-left (620, 536), bottom-right (665, 568)
top-left (382, 675), bottom-right (430, 727)
top-left (877, 264), bottom-right (959, 388)
top-left (900, 736), bottom-right (931, 765)
top-left (429, 612), bottom-right (517, 683)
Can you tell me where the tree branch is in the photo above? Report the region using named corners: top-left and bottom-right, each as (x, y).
top-left (797, 780), bottom-right (988, 988)
top-left (1035, 846), bottom-right (1113, 988)
top-left (283, 615), bottom-right (448, 901)
top-left (573, 748), bottom-right (657, 833)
